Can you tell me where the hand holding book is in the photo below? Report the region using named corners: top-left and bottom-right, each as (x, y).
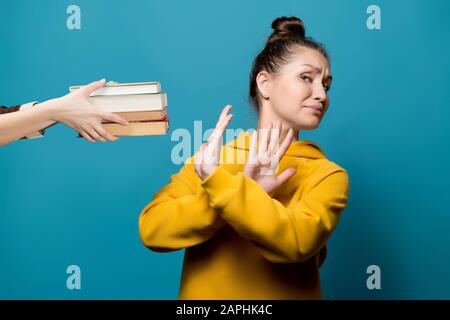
top-left (51, 79), bottom-right (129, 142)
top-left (70, 80), bottom-right (169, 137)
top-left (0, 79), bottom-right (130, 146)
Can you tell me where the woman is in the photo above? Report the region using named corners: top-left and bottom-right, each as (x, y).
top-left (139, 16), bottom-right (350, 299)
top-left (0, 79), bottom-right (128, 146)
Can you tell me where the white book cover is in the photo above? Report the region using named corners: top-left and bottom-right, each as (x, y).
top-left (69, 81), bottom-right (161, 96)
top-left (90, 93), bottom-right (167, 112)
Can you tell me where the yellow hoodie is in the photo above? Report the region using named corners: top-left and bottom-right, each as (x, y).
top-left (139, 131), bottom-right (349, 300)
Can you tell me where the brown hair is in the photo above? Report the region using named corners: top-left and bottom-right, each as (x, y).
top-left (249, 16), bottom-right (330, 110)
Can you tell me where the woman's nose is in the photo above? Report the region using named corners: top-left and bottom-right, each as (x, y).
top-left (312, 83), bottom-right (327, 102)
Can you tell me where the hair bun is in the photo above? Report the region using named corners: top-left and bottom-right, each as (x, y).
top-left (270, 16), bottom-right (305, 42)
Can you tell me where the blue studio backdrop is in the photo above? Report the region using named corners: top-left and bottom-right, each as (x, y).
top-left (1, 0), bottom-right (449, 299)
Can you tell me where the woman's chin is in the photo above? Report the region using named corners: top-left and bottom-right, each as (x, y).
top-left (296, 117), bottom-right (321, 130)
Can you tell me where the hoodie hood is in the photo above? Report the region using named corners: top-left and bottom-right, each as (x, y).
top-left (225, 131), bottom-right (327, 160)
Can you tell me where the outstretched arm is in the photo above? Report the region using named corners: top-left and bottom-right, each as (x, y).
top-left (198, 120), bottom-right (349, 263)
top-left (139, 105), bottom-right (234, 252)
top-left (138, 160), bottom-right (227, 252)
top-left (201, 166), bottom-right (349, 263)
top-left (0, 79), bottom-right (129, 147)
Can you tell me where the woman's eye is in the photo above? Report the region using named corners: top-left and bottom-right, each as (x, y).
top-left (300, 75), bottom-right (312, 82)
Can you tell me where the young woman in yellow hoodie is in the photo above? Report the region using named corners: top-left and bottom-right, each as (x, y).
top-left (139, 16), bottom-right (350, 300)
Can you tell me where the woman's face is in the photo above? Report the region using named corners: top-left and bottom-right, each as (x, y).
top-left (262, 47), bottom-right (332, 131)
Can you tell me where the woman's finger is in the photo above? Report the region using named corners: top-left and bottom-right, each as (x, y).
top-left (94, 124), bottom-right (117, 141)
top-left (259, 122), bottom-right (272, 155)
top-left (204, 114), bottom-right (233, 166)
top-left (207, 114), bottom-right (233, 152)
top-left (80, 131), bottom-right (96, 143)
top-left (247, 130), bottom-right (258, 165)
top-left (81, 79), bottom-right (106, 97)
top-left (215, 105), bottom-right (232, 128)
top-left (269, 120), bottom-right (281, 155)
top-left (276, 128), bottom-right (294, 159)
top-left (202, 106), bottom-right (234, 167)
top-left (86, 126), bottom-right (107, 142)
top-left (208, 106), bottom-right (232, 144)
top-left (210, 105), bottom-right (231, 142)
top-left (217, 114), bottom-right (233, 135)
top-left (102, 112), bottom-right (129, 126)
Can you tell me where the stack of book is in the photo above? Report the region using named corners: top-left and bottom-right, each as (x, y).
top-left (69, 81), bottom-right (169, 136)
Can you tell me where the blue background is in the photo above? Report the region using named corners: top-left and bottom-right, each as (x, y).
top-left (1, 0), bottom-right (449, 299)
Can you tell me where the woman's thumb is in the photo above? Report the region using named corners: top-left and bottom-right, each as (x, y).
top-left (277, 167), bottom-right (296, 185)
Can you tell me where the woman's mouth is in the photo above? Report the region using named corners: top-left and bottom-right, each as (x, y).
top-left (304, 105), bottom-right (322, 115)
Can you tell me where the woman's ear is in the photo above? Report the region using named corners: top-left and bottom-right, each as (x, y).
top-left (256, 71), bottom-right (272, 100)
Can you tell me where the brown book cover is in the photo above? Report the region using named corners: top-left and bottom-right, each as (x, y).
top-left (103, 107), bottom-right (167, 123)
top-left (102, 115), bottom-right (169, 136)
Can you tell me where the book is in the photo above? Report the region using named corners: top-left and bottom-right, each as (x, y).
top-left (103, 119), bottom-right (169, 136)
top-left (69, 81), bottom-right (161, 96)
top-left (106, 107), bottom-right (167, 123)
top-left (89, 93), bottom-right (167, 113)
top-left (70, 80), bottom-right (170, 137)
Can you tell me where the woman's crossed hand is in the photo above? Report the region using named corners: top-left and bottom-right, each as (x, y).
top-left (194, 105), bottom-right (296, 194)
